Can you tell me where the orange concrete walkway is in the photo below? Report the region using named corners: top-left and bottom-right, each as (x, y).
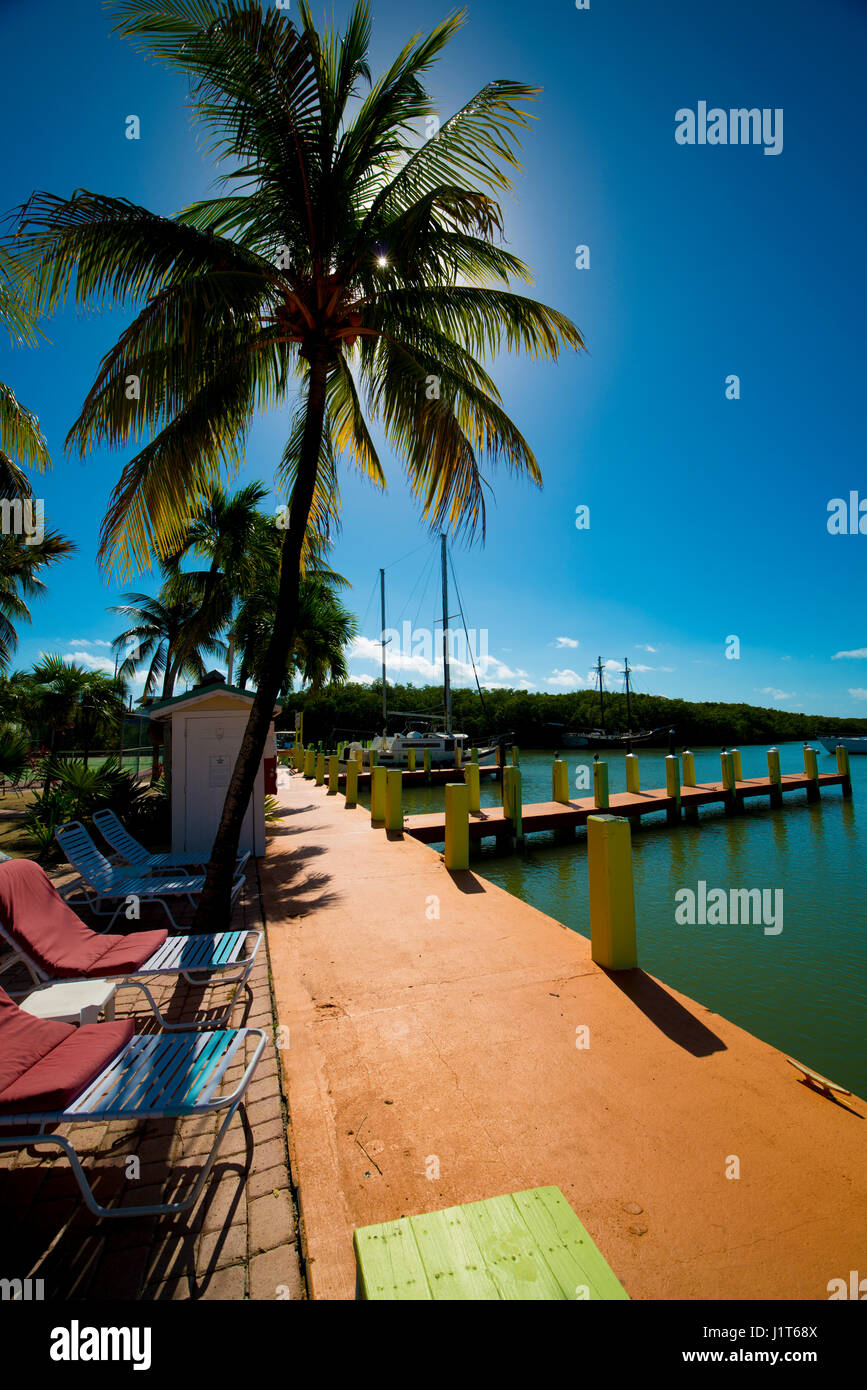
top-left (261, 772), bottom-right (867, 1301)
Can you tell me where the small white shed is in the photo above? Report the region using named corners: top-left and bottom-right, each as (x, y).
top-left (150, 679), bottom-right (281, 860)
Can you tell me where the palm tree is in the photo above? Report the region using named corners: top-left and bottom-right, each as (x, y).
top-left (0, 244), bottom-right (53, 500)
top-left (111, 588), bottom-right (225, 702)
top-left (233, 568), bottom-right (357, 695)
top-left (164, 479), bottom-right (276, 682)
top-left (0, 531), bottom-right (76, 672)
top-left (28, 655), bottom-right (126, 773)
top-left (111, 586), bottom-right (227, 778)
top-left (15, 1), bottom-right (585, 926)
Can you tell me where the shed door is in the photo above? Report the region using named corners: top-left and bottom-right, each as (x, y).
top-left (184, 716), bottom-right (254, 854)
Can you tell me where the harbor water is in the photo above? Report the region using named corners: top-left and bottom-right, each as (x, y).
top-left (372, 741), bottom-right (867, 1097)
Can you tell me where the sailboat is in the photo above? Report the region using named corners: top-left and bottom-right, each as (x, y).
top-left (560, 657), bottom-right (669, 750)
top-left (338, 536), bottom-right (504, 769)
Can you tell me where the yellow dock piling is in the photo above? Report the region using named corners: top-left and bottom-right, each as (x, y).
top-left (731, 749), bottom-right (743, 783)
top-left (444, 783), bottom-right (469, 871)
top-left (327, 755), bottom-right (339, 794)
top-left (682, 751), bottom-right (695, 787)
top-left (625, 753), bottom-right (640, 794)
top-left (369, 748), bottom-right (378, 769)
top-left (465, 761), bottom-right (481, 814)
top-left (593, 760), bottom-right (609, 809)
top-left (767, 747), bottom-right (783, 807)
top-left (407, 747), bottom-right (416, 772)
top-left (370, 765), bottom-right (386, 822)
top-left (552, 759), bottom-right (570, 804)
top-left (836, 743), bottom-right (853, 798)
top-left (455, 743), bottom-right (463, 769)
top-left (721, 750), bottom-right (737, 813)
top-left (804, 744), bottom-right (820, 802)
top-left (385, 769), bottom-right (403, 831)
top-left (345, 759), bottom-right (359, 808)
top-left (424, 747), bottom-right (432, 777)
top-left (304, 747), bottom-right (315, 779)
top-left (512, 746), bottom-right (520, 766)
top-left (587, 815), bottom-right (637, 970)
top-left (665, 754), bottom-right (681, 824)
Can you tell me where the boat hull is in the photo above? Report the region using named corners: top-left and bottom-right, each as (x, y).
top-left (818, 736), bottom-right (867, 755)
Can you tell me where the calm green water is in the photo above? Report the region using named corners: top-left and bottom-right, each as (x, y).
top-left (367, 743), bottom-right (867, 1097)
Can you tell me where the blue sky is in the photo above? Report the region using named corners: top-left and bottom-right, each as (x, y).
top-left (2, 0), bottom-right (866, 715)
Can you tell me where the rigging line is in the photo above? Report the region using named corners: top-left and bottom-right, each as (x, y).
top-left (382, 539), bottom-right (432, 573)
top-left (449, 553), bottom-right (490, 726)
top-left (413, 543), bottom-right (438, 637)
top-left (358, 573), bottom-right (379, 637)
top-left (394, 538), bottom-right (437, 632)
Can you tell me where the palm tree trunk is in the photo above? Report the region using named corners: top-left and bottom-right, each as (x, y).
top-left (191, 343), bottom-right (330, 930)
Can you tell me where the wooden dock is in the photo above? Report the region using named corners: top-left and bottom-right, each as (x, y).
top-left (261, 770), bottom-right (867, 1300)
top-left (404, 772), bottom-right (849, 845)
top-left (338, 763), bottom-right (500, 790)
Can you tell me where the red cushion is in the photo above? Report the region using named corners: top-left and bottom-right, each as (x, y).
top-left (0, 984), bottom-right (73, 1097)
top-left (0, 859), bottom-right (166, 978)
top-left (0, 986), bottom-right (134, 1115)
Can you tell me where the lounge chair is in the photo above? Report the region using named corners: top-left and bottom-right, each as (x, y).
top-left (0, 983), bottom-right (265, 1218)
top-left (55, 821), bottom-right (245, 932)
top-left (0, 859), bottom-right (261, 1029)
top-left (92, 807), bottom-right (250, 878)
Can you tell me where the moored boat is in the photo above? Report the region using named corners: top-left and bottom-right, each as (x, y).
top-left (818, 735), bottom-right (867, 755)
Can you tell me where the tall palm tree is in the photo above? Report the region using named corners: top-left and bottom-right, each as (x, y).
top-left (111, 588), bottom-right (226, 702)
top-left (111, 585), bottom-right (227, 779)
top-left (0, 531), bottom-right (76, 672)
top-left (0, 244), bottom-right (52, 500)
top-left (15, 1), bottom-right (585, 926)
top-left (29, 655), bottom-right (126, 772)
top-left (233, 567), bottom-right (356, 695)
top-left (165, 479), bottom-right (276, 681)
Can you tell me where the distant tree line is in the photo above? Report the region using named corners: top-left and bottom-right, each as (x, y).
top-left (283, 682), bottom-right (867, 749)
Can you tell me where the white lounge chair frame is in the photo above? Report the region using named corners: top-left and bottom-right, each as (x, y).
top-left (0, 1027), bottom-right (266, 1217)
top-left (55, 821), bottom-right (245, 932)
top-left (92, 807), bottom-right (250, 878)
top-left (0, 918), bottom-right (262, 1030)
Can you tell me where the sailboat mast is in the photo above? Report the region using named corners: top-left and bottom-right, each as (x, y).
top-left (597, 656), bottom-right (606, 733)
top-left (441, 534), bottom-right (452, 736)
top-left (379, 568), bottom-right (387, 732)
top-left (623, 657), bottom-right (632, 732)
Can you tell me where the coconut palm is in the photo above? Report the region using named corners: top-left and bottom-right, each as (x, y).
top-left (164, 479), bottom-right (276, 680)
top-left (233, 567), bottom-right (356, 695)
top-left (0, 531), bottom-right (76, 672)
top-left (0, 244), bottom-right (53, 500)
top-left (110, 588), bottom-right (226, 702)
top-left (28, 655), bottom-right (127, 775)
top-left (14, 0), bottom-right (585, 926)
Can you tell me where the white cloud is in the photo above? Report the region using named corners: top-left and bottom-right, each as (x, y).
top-left (631, 664), bottom-right (653, 673)
top-left (348, 636), bottom-right (526, 687)
top-left (637, 643), bottom-right (657, 653)
top-left (61, 650), bottom-right (116, 675)
top-left (833, 648), bottom-right (867, 660)
top-left (353, 672), bottom-right (375, 685)
top-left (849, 688), bottom-right (867, 700)
top-left (68, 638), bottom-right (113, 648)
top-left (758, 687), bottom-right (795, 702)
top-left (658, 666), bottom-right (676, 673)
top-left (781, 655), bottom-right (791, 662)
top-left (554, 636), bottom-right (579, 649)
top-left (548, 668), bottom-right (583, 687)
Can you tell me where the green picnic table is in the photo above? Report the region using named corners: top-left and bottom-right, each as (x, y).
top-left (354, 1186), bottom-right (629, 1300)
